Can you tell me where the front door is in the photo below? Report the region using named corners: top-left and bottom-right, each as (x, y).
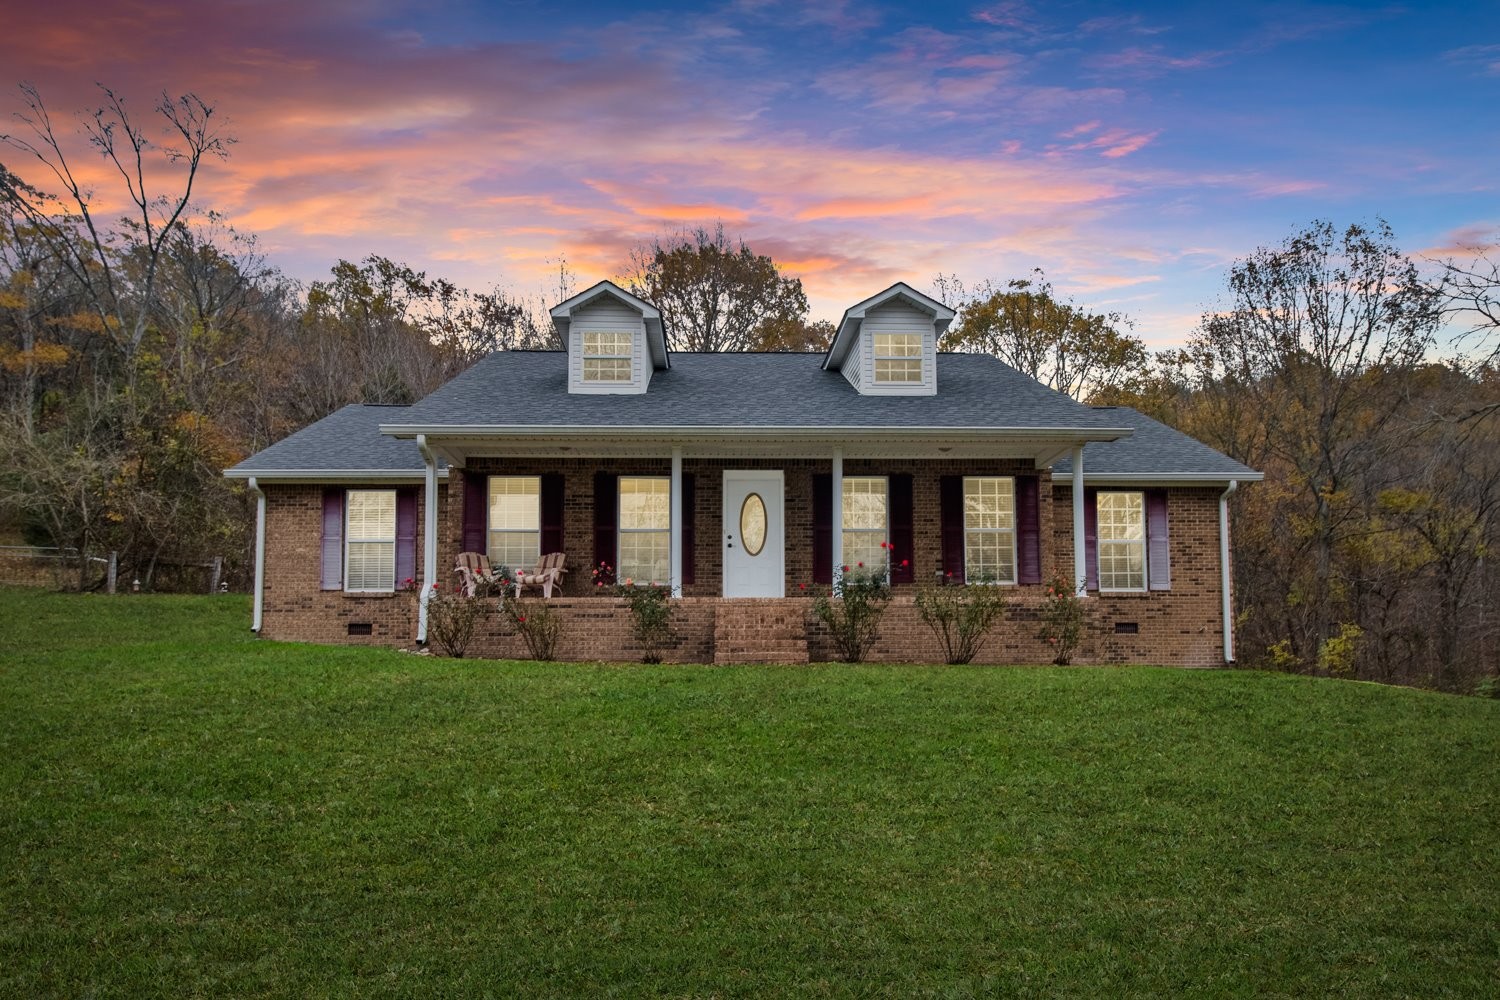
top-left (722, 470), bottom-right (784, 597)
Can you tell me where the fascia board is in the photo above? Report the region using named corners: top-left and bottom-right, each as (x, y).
top-left (381, 423), bottom-right (1136, 442)
top-left (222, 469), bottom-right (448, 482)
top-left (1071, 472), bottom-right (1266, 484)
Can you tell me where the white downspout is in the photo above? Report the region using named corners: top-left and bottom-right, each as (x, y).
top-left (670, 446), bottom-right (683, 597)
top-left (1070, 446), bottom-right (1087, 598)
top-left (1219, 480), bottom-right (1239, 663)
top-left (416, 435), bottom-right (439, 644)
top-left (248, 476), bottom-right (266, 633)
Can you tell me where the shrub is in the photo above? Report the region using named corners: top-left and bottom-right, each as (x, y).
top-left (424, 585), bottom-right (490, 658)
top-left (499, 595), bottom-right (562, 661)
top-left (617, 582), bottom-right (677, 663)
top-left (1037, 574), bottom-right (1086, 665)
top-left (1318, 622), bottom-right (1363, 678)
top-left (915, 580), bottom-right (1006, 664)
top-left (813, 563), bottom-right (891, 663)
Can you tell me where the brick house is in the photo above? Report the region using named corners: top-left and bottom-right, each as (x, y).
top-left (225, 281), bottom-right (1260, 665)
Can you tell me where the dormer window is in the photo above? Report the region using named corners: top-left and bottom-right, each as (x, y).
top-left (874, 333), bottom-right (922, 383)
top-left (583, 332), bottom-right (633, 382)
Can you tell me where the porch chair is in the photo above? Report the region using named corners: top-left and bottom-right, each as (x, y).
top-left (453, 551), bottom-right (499, 597)
top-left (513, 552), bottom-right (567, 599)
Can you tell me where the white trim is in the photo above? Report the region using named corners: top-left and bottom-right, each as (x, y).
top-left (1220, 480), bottom-right (1239, 663)
top-left (416, 435), bottom-right (438, 645)
top-left (1059, 471), bottom-right (1265, 484)
top-left (830, 447), bottom-right (843, 584)
top-left (670, 447), bottom-right (683, 597)
top-left (343, 488), bottom-right (398, 594)
top-left (961, 476), bottom-right (1019, 585)
top-left (249, 477), bottom-right (266, 633)
top-left (381, 423), bottom-right (1135, 441)
top-left (223, 469), bottom-right (447, 482)
top-left (1095, 489), bottom-right (1148, 594)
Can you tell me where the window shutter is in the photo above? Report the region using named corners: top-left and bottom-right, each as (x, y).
top-left (320, 488), bottom-right (344, 591)
top-left (812, 473), bottom-right (832, 585)
top-left (939, 475), bottom-right (965, 584)
top-left (889, 473), bottom-right (914, 584)
top-left (395, 488), bottom-right (418, 587)
top-left (1084, 487), bottom-right (1099, 591)
top-left (1016, 475), bottom-right (1041, 585)
top-left (540, 473), bottom-right (565, 555)
top-left (594, 472), bottom-right (618, 576)
top-left (682, 473), bottom-right (696, 585)
top-left (462, 472), bottom-right (486, 554)
top-left (1146, 488), bottom-right (1170, 591)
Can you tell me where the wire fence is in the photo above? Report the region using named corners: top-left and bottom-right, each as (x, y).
top-left (0, 546), bottom-right (228, 594)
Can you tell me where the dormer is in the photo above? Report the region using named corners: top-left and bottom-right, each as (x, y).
top-left (821, 282), bottom-right (954, 396)
top-left (551, 280), bottom-right (670, 394)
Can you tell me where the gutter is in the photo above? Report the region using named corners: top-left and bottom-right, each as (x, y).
top-left (223, 468), bottom-right (449, 482)
top-left (379, 423), bottom-right (1136, 442)
top-left (248, 477), bottom-right (266, 633)
top-left (1219, 480), bottom-right (1239, 663)
top-left (415, 434), bottom-right (439, 645)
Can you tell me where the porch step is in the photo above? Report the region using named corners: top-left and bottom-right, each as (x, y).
top-left (713, 601), bottom-right (810, 665)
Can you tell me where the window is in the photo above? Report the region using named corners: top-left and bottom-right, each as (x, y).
top-left (963, 477), bottom-right (1016, 583)
top-left (488, 476), bottom-right (540, 572)
top-left (1097, 491), bottom-right (1146, 591)
top-left (345, 489), bottom-right (396, 592)
top-left (619, 477), bottom-right (669, 584)
top-left (873, 333), bottom-right (922, 383)
top-left (582, 331), bottom-right (633, 382)
top-left (842, 476), bottom-right (888, 572)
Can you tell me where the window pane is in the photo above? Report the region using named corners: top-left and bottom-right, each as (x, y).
top-left (963, 477), bottom-right (1014, 530)
top-left (873, 333), bottom-right (921, 357)
top-left (842, 531), bottom-right (887, 572)
top-left (583, 357), bottom-right (632, 381)
top-left (347, 541), bottom-right (395, 591)
top-left (965, 531), bottom-right (1015, 582)
top-left (488, 477), bottom-right (539, 530)
top-left (874, 358), bottom-right (923, 383)
top-left (1099, 543), bottom-right (1145, 591)
top-left (618, 531), bottom-right (669, 584)
top-left (489, 533), bottom-right (539, 573)
top-left (1098, 492), bottom-right (1145, 541)
top-left (620, 477), bottom-right (669, 529)
top-left (842, 477), bottom-right (887, 530)
top-left (346, 490), bottom-right (395, 542)
top-left (583, 331), bottom-right (633, 356)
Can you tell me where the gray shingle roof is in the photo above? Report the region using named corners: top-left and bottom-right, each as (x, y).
top-left (225, 404), bottom-right (444, 476)
top-left (392, 351), bottom-right (1125, 430)
top-left (1053, 407), bottom-right (1261, 481)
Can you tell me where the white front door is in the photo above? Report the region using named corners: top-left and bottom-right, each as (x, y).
top-left (722, 470), bottom-right (784, 598)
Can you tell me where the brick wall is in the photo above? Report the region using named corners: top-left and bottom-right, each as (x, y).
top-left (258, 469), bottom-right (1233, 667)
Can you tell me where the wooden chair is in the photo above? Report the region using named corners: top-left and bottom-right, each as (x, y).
top-left (454, 551), bottom-right (498, 597)
top-left (513, 552), bottom-right (567, 599)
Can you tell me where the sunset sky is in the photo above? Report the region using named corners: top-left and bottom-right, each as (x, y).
top-left (2, 0), bottom-right (1496, 346)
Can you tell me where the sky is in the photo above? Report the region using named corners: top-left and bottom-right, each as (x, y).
top-left (2, 0), bottom-right (1497, 347)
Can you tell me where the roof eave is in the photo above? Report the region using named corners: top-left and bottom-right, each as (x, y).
top-left (223, 468), bottom-right (449, 482)
top-left (380, 423), bottom-right (1135, 442)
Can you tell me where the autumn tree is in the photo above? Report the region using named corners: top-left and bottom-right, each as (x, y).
top-left (940, 270), bottom-right (1149, 401)
top-left (622, 223), bottom-right (810, 352)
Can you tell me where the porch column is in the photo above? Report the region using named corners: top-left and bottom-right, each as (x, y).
top-left (1071, 445), bottom-right (1087, 598)
top-left (830, 446), bottom-right (844, 582)
top-left (417, 434), bottom-right (438, 642)
top-left (670, 446), bottom-right (683, 597)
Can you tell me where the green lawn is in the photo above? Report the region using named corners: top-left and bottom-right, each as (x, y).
top-left (1, 589), bottom-right (1496, 998)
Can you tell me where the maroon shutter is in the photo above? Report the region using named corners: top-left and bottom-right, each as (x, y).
top-left (889, 474), bottom-right (914, 584)
top-left (812, 473), bottom-right (832, 585)
top-left (682, 473), bottom-right (696, 585)
top-left (462, 472), bottom-right (486, 554)
top-left (1016, 475), bottom-right (1041, 585)
top-left (939, 475), bottom-right (965, 584)
top-left (540, 473), bottom-right (565, 555)
top-left (1146, 488), bottom-right (1170, 591)
top-left (320, 488), bottom-right (344, 590)
top-left (395, 487), bottom-right (417, 587)
top-left (594, 472), bottom-right (618, 575)
top-left (1084, 487), bottom-right (1099, 591)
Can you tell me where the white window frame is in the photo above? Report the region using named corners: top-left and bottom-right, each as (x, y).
top-left (618, 476), bottom-right (670, 585)
top-left (873, 333), bottom-right (922, 384)
top-left (582, 331), bottom-right (633, 382)
top-left (344, 488), bottom-right (396, 593)
top-left (487, 476), bottom-right (541, 573)
top-left (1097, 491), bottom-right (1147, 593)
top-left (841, 476), bottom-right (889, 576)
top-left (963, 476), bottom-right (1017, 585)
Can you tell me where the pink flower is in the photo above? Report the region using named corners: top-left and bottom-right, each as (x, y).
top-left (901, 559), bottom-right (909, 568)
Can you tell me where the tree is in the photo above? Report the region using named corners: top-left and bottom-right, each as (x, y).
top-left (0, 83), bottom-right (233, 367)
top-left (1187, 220), bottom-right (1441, 667)
top-left (622, 224), bottom-right (810, 352)
top-left (940, 270), bottom-right (1149, 401)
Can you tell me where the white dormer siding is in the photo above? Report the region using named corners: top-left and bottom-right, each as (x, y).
top-left (850, 300), bottom-right (938, 396)
top-left (567, 300), bottom-right (649, 395)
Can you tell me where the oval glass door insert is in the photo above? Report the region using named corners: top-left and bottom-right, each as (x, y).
top-left (739, 493), bottom-right (767, 556)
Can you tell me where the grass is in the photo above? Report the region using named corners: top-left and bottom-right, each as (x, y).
top-left (1, 588), bottom-right (1496, 998)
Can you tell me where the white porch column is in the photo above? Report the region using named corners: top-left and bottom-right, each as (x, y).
top-left (830, 446), bottom-right (844, 583)
top-left (670, 446), bottom-right (683, 597)
top-left (417, 435), bottom-right (438, 643)
top-left (1071, 445), bottom-right (1087, 598)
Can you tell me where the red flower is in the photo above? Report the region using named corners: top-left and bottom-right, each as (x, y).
top-left (901, 559), bottom-right (909, 567)
top-left (857, 561), bottom-right (864, 568)
top-left (799, 582), bottom-right (806, 590)
top-left (518, 616), bottom-right (526, 623)
top-left (945, 571), bottom-right (953, 578)
top-left (841, 565), bottom-right (850, 573)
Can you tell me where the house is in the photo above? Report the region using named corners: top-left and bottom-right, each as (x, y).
top-left (224, 281), bottom-right (1261, 664)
